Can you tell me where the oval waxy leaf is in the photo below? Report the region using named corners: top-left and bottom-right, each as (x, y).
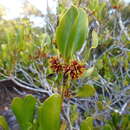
top-left (11, 95), bottom-right (36, 130)
top-left (76, 85), bottom-right (96, 97)
top-left (80, 117), bottom-right (93, 130)
top-left (56, 6), bottom-right (88, 60)
top-left (38, 94), bottom-right (62, 130)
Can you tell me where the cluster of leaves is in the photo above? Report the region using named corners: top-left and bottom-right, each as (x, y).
top-left (0, 95), bottom-right (62, 130)
top-left (0, 95), bottom-right (130, 130)
top-left (0, 18), bottom-right (50, 74)
top-left (0, 0), bottom-right (130, 130)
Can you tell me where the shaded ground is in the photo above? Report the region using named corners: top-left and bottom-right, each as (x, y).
top-left (0, 86), bottom-right (21, 130)
top-left (0, 79), bottom-right (46, 130)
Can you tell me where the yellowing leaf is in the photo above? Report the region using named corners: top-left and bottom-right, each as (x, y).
top-left (91, 30), bottom-right (98, 49)
top-left (60, 121), bottom-right (67, 130)
top-left (0, 116), bottom-right (9, 130)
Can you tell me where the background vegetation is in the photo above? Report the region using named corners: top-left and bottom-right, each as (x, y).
top-left (0, 0), bottom-right (130, 130)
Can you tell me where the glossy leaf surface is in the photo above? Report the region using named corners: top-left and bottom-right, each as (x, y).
top-left (76, 85), bottom-right (96, 97)
top-left (38, 94), bottom-right (62, 130)
top-left (11, 95), bottom-right (36, 130)
top-left (80, 117), bottom-right (93, 130)
top-left (56, 6), bottom-right (88, 60)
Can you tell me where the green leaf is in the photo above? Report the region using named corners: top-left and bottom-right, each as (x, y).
top-left (76, 85), bottom-right (96, 97)
top-left (82, 67), bottom-right (95, 77)
top-left (102, 124), bottom-right (112, 130)
top-left (89, 0), bottom-right (99, 11)
top-left (56, 6), bottom-right (88, 60)
top-left (38, 94), bottom-right (62, 130)
top-left (16, 26), bottom-right (24, 49)
top-left (111, 112), bottom-right (121, 128)
top-left (91, 30), bottom-right (98, 49)
top-left (80, 117), bottom-right (93, 130)
top-left (0, 116), bottom-right (9, 130)
top-left (11, 95), bottom-right (36, 130)
top-left (1, 44), bottom-right (8, 58)
top-left (122, 115), bottom-right (130, 130)
top-left (97, 101), bottom-right (104, 111)
top-left (56, 6), bottom-right (77, 58)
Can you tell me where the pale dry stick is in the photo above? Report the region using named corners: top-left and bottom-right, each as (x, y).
top-left (102, 100), bottom-right (120, 114)
top-left (14, 77), bottom-right (38, 88)
top-left (31, 63), bottom-right (53, 94)
top-left (13, 87), bottom-right (26, 95)
top-left (0, 78), bottom-right (51, 96)
top-left (39, 67), bottom-right (53, 94)
top-left (66, 101), bottom-right (73, 130)
top-left (103, 98), bottom-right (130, 115)
top-left (62, 103), bottom-right (73, 130)
top-left (19, 68), bottom-right (34, 85)
top-left (15, 65), bottom-right (38, 88)
top-left (118, 12), bottom-right (130, 41)
top-left (92, 75), bottom-right (128, 114)
top-left (70, 98), bottom-right (86, 111)
top-left (120, 101), bottom-right (129, 114)
top-left (16, 64), bottom-right (37, 88)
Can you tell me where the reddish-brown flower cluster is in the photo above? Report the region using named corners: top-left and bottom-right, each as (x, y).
top-left (50, 56), bottom-right (63, 73)
top-left (50, 57), bottom-right (86, 80)
top-left (64, 61), bottom-right (85, 79)
top-left (112, 5), bottom-right (122, 9)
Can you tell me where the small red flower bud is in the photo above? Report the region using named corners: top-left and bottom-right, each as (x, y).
top-left (50, 56), bottom-right (63, 73)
